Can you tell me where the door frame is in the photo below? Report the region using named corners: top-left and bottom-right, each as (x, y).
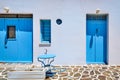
top-left (86, 13), bottom-right (109, 64)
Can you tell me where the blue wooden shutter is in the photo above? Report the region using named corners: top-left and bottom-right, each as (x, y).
top-left (41, 20), bottom-right (51, 43)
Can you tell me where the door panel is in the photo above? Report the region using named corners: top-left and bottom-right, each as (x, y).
top-left (18, 18), bottom-right (33, 62)
top-left (86, 14), bottom-right (108, 64)
top-left (3, 18), bottom-right (18, 62)
top-left (96, 36), bottom-right (104, 62)
top-left (86, 35), bottom-right (95, 62)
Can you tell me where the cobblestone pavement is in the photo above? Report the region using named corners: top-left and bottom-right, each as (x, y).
top-left (0, 63), bottom-right (120, 80)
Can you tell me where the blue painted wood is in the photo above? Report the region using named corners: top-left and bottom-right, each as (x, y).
top-left (18, 18), bottom-right (33, 62)
top-left (86, 35), bottom-right (95, 63)
top-left (86, 15), bottom-right (107, 64)
top-left (3, 18), bottom-right (19, 62)
top-left (0, 18), bottom-right (33, 62)
top-left (0, 18), bottom-right (4, 31)
top-left (0, 18), bottom-right (5, 61)
top-left (40, 20), bottom-right (51, 43)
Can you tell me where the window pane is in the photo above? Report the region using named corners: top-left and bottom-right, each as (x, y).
top-left (7, 26), bottom-right (16, 39)
top-left (40, 20), bottom-right (51, 43)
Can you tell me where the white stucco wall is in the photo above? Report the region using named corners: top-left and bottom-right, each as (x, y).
top-left (0, 0), bottom-right (120, 65)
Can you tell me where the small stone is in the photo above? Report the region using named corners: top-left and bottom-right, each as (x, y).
top-left (99, 69), bottom-right (105, 72)
top-left (111, 66), bottom-right (116, 68)
top-left (66, 68), bottom-right (72, 72)
top-left (63, 78), bottom-right (67, 80)
top-left (98, 75), bottom-right (106, 80)
top-left (106, 77), bottom-right (112, 80)
top-left (90, 71), bottom-right (94, 75)
top-left (113, 69), bottom-right (119, 72)
top-left (82, 75), bottom-right (89, 78)
top-left (80, 78), bottom-right (92, 80)
top-left (113, 72), bottom-right (118, 76)
top-left (59, 72), bottom-right (68, 77)
top-left (58, 77), bottom-right (62, 80)
top-left (103, 71), bottom-right (111, 76)
top-left (79, 70), bottom-right (83, 73)
top-left (91, 75), bottom-right (97, 78)
top-left (73, 68), bottom-right (78, 72)
top-left (83, 66), bottom-right (88, 68)
top-left (86, 69), bottom-right (91, 71)
top-left (95, 70), bottom-right (100, 74)
top-left (88, 65), bottom-right (92, 68)
top-left (79, 68), bottom-right (84, 71)
top-left (115, 76), bottom-right (119, 79)
top-left (74, 73), bottom-right (81, 77)
top-left (117, 65), bottom-right (120, 67)
top-left (70, 72), bottom-right (73, 76)
top-left (102, 67), bottom-right (108, 69)
top-left (83, 71), bottom-right (89, 75)
top-left (92, 65), bottom-right (100, 70)
top-left (117, 65), bottom-right (120, 68)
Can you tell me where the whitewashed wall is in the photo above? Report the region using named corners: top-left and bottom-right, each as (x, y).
top-left (0, 0), bottom-right (120, 65)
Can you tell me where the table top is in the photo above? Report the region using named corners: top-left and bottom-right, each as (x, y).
top-left (38, 54), bottom-right (56, 59)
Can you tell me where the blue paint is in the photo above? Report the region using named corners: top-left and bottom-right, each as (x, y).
top-left (40, 20), bottom-right (51, 43)
top-left (86, 15), bottom-right (108, 64)
top-left (39, 54), bottom-right (56, 59)
top-left (0, 18), bottom-right (33, 62)
top-left (17, 18), bottom-right (33, 62)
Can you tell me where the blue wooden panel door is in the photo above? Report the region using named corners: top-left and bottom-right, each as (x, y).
top-left (0, 18), bottom-right (19, 62)
top-left (18, 18), bottom-right (33, 62)
top-left (86, 15), bottom-right (108, 64)
top-left (0, 17), bottom-right (33, 62)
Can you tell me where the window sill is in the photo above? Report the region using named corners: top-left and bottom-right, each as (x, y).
top-left (39, 41), bottom-right (51, 47)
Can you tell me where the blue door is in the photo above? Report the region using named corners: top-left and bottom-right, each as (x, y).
top-left (0, 14), bottom-right (33, 63)
top-left (18, 18), bottom-right (33, 62)
top-left (3, 18), bottom-right (19, 62)
top-left (86, 14), bottom-right (108, 64)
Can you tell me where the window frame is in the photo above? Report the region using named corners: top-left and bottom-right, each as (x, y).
top-left (7, 25), bottom-right (16, 40)
top-left (39, 19), bottom-right (51, 46)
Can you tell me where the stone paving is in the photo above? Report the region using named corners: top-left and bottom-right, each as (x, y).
top-left (0, 63), bottom-right (120, 80)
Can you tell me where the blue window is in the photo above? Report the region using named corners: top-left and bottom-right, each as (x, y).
top-left (40, 20), bottom-right (51, 43)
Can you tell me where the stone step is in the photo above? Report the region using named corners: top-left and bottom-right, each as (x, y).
top-left (7, 71), bottom-right (45, 80)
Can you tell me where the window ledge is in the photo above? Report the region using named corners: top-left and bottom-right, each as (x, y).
top-left (39, 41), bottom-right (51, 47)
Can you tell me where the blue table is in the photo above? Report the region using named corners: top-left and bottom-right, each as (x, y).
top-left (39, 54), bottom-right (56, 59)
top-left (38, 54), bottom-right (56, 67)
top-left (38, 54), bottom-right (56, 77)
